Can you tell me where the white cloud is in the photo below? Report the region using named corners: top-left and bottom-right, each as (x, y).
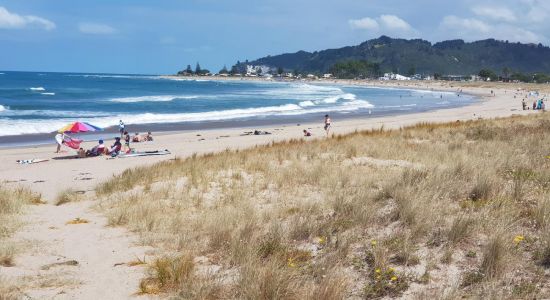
top-left (0, 6), bottom-right (55, 30)
top-left (349, 14), bottom-right (415, 36)
top-left (472, 6), bottom-right (517, 22)
top-left (441, 15), bottom-right (491, 33)
top-left (379, 14), bottom-right (412, 31)
top-left (349, 17), bottom-right (379, 30)
top-left (439, 15), bottom-right (543, 44)
top-left (78, 22), bottom-right (116, 35)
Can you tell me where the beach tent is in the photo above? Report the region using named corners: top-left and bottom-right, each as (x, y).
top-left (58, 122), bottom-right (103, 134)
top-left (56, 122), bottom-right (103, 150)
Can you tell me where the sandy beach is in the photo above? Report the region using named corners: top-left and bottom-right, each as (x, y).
top-left (0, 80), bottom-right (538, 200)
top-left (0, 80), bottom-right (543, 298)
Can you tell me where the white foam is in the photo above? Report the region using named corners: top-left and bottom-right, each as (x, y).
top-left (41, 92), bottom-right (55, 96)
top-left (299, 101), bottom-right (315, 107)
top-left (0, 105), bottom-right (7, 112)
top-left (29, 87), bottom-right (45, 91)
top-left (109, 95), bottom-right (200, 103)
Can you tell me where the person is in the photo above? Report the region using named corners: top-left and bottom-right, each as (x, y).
top-left (132, 132), bottom-right (141, 143)
top-left (77, 147), bottom-right (86, 158)
top-left (86, 139), bottom-right (105, 157)
top-left (324, 114), bottom-right (331, 137)
top-left (522, 99), bottom-right (527, 110)
top-left (303, 129), bottom-right (312, 137)
top-left (119, 120), bottom-right (125, 138)
top-left (107, 137), bottom-right (122, 156)
top-left (55, 132), bottom-right (65, 153)
top-left (533, 101), bottom-right (537, 110)
top-left (144, 131), bottom-right (153, 141)
top-left (123, 131), bottom-right (130, 152)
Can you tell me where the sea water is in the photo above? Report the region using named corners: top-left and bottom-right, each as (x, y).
top-left (0, 71), bottom-right (475, 138)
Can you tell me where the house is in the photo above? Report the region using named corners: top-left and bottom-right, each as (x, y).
top-left (323, 74), bottom-right (333, 79)
top-left (381, 73), bottom-right (411, 81)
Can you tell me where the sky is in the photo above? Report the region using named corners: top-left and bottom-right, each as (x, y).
top-left (0, 0), bottom-right (549, 74)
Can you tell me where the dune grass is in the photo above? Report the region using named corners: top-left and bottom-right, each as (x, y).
top-left (96, 113), bottom-right (550, 298)
top-left (0, 185), bottom-right (41, 298)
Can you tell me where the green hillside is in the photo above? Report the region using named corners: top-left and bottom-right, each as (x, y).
top-left (234, 36), bottom-right (550, 76)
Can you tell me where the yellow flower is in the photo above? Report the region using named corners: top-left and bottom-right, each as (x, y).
top-left (391, 276), bottom-right (398, 281)
top-left (371, 240), bottom-right (377, 247)
top-left (318, 236), bottom-right (326, 245)
top-left (375, 268), bottom-right (381, 274)
top-left (388, 267), bottom-right (395, 273)
top-left (513, 235), bottom-right (525, 245)
top-left (287, 258), bottom-right (296, 267)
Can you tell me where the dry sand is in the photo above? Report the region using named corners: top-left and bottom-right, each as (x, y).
top-left (0, 80), bottom-right (542, 298)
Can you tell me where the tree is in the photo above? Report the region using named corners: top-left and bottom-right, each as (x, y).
top-left (433, 73), bottom-right (441, 80)
top-left (407, 66), bottom-right (416, 76)
top-left (328, 60), bottom-right (382, 79)
top-left (195, 62), bottom-right (202, 75)
top-left (256, 67), bottom-right (262, 75)
top-left (219, 65), bottom-right (229, 74)
top-left (479, 69), bottom-right (497, 80)
top-left (185, 65), bottom-right (192, 74)
top-left (230, 65), bottom-right (239, 75)
top-left (277, 67), bottom-right (284, 75)
top-left (502, 67), bottom-right (511, 80)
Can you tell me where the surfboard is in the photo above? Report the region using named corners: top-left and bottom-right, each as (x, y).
top-left (117, 150), bottom-right (171, 158)
top-left (16, 159), bottom-right (49, 164)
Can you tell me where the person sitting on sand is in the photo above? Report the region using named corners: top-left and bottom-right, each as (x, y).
top-left (123, 131), bottom-right (131, 152)
top-left (522, 99), bottom-right (527, 110)
top-left (132, 132), bottom-right (141, 143)
top-left (143, 131), bottom-right (153, 141)
top-left (303, 129), bottom-right (312, 137)
top-left (107, 137), bottom-right (122, 155)
top-left (77, 147), bottom-right (86, 158)
top-left (533, 101), bottom-right (537, 110)
top-left (86, 139), bottom-right (105, 157)
top-left (324, 114), bottom-right (331, 137)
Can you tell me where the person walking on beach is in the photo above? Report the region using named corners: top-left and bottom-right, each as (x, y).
top-left (55, 132), bottom-right (65, 153)
top-left (324, 114), bottom-right (331, 137)
top-left (119, 120), bottom-right (125, 138)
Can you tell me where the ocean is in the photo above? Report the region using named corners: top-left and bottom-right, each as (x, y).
top-left (0, 71), bottom-right (475, 143)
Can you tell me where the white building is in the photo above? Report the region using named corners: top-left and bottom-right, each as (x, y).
top-left (381, 73), bottom-right (411, 81)
top-left (323, 73), bottom-right (333, 79)
top-left (246, 65), bottom-right (271, 76)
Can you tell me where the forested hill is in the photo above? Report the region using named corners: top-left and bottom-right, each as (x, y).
top-left (236, 36), bottom-right (550, 75)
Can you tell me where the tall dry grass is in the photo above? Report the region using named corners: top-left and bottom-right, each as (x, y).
top-left (96, 113), bottom-right (550, 298)
top-left (0, 185), bottom-right (41, 298)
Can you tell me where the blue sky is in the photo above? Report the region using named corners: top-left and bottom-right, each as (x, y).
top-left (1, 0), bottom-right (548, 74)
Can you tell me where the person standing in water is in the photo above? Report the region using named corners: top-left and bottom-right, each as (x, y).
top-left (324, 114), bottom-right (331, 137)
top-left (119, 120), bottom-right (125, 138)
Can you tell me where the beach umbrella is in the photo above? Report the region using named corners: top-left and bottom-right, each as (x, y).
top-left (58, 122), bottom-right (103, 134)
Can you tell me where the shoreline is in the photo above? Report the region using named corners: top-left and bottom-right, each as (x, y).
top-left (0, 80), bottom-right (538, 201)
top-left (0, 78), bottom-right (480, 148)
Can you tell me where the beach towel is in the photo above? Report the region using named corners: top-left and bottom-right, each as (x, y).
top-left (64, 137), bottom-right (83, 150)
top-left (16, 159), bottom-right (48, 164)
top-left (117, 149), bottom-right (171, 158)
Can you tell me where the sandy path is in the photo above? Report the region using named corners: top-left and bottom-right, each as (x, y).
top-left (0, 82), bottom-right (539, 298)
top-left (4, 201), bottom-right (153, 299)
